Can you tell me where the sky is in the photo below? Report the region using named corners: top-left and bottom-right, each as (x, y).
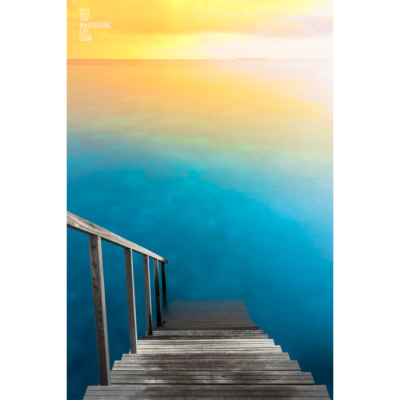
top-left (67, 0), bottom-right (333, 59)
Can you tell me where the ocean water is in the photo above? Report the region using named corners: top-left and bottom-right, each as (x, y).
top-left (67, 60), bottom-right (333, 399)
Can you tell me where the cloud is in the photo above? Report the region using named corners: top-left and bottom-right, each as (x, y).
top-left (259, 13), bottom-right (333, 38)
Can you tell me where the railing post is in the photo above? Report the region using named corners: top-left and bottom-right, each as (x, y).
top-left (153, 259), bottom-right (162, 326)
top-left (161, 261), bottom-right (167, 308)
top-left (143, 254), bottom-right (153, 335)
top-left (88, 234), bottom-right (110, 386)
top-left (124, 248), bottom-right (138, 354)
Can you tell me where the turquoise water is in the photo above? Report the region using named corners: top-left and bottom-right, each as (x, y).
top-left (67, 60), bottom-right (333, 399)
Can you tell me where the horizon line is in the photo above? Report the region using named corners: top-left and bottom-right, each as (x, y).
top-left (67, 58), bottom-right (333, 61)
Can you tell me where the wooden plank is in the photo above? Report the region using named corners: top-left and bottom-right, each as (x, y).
top-left (124, 248), bottom-right (137, 354)
top-left (139, 338), bottom-right (273, 342)
top-left (163, 321), bottom-right (256, 324)
top-left (136, 343), bottom-right (278, 347)
top-left (88, 234), bottom-right (110, 386)
top-left (134, 347), bottom-right (282, 352)
top-left (111, 374), bottom-right (310, 380)
top-left (86, 383), bottom-right (327, 391)
top-left (67, 212), bottom-right (167, 263)
top-left (153, 258), bottom-right (162, 326)
top-left (141, 335), bottom-right (270, 340)
top-left (85, 385), bottom-right (329, 400)
top-left (115, 360), bottom-right (290, 367)
top-left (111, 368), bottom-right (301, 373)
top-left (147, 335), bottom-right (267, 339)
top-left (167, 322), bottom-right (255, 325)
top-left (154, 326), bottom-right (260, 330)
top-left (122, 350), bottom-right (283, 355)
top-left (116, 358), bottom-right (289, 365)
top-left (120, 353), bottom-right (287, 358)
top-left (143, 255), bottom-right (153, 336)
top-left (120, 354), bottom-right (290, 360)
top-left (114, 352), bottom-right (287, 365)
top-left (161, 261), bottom-right (166, 308)
top-left (125, 338), bottom-right (275, 346)
top-left (110, 371), bottom-right (310, 377)
top-left (150, 334), bottom-right (266, 337)
top-left (115, 359), bottom-right (292, 367)
top-left (137, 341), bottom-right (277, 346)
top-left (134, 352), bottom-right (283, 356)
top-left (112, 363), bottom-right (301, 371)
top-left (111, 375), bottom-right (314, 382)
top-left (155, 324), bottom-right (258, 327)
top-left (160, 321), bottom-right (256, 328)
top-left (133, 349), bottom-right (282, 353)
top-left (111, 378), bottom-right (315, 385)
top-left (131, 343), bottom-right (281, 352)
top-left (85, 397), bottom-right (329, 400)
top-left (163, 321), bottom-right (257, 324)
top-left (152, 330), bottom-right (265, 335)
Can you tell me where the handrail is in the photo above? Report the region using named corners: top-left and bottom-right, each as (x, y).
top-left (67, 211), bottom-right (167, 386)
top-left (67, 212), bottom-right (168, 263)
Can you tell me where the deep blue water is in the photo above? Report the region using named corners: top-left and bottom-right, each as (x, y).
top-left (67, 60), bottom-right (333, 399)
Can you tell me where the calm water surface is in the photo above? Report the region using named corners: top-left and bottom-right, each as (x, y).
top-left (67, 60), bottom-right (333, 399)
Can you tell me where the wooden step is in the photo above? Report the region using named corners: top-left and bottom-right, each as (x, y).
top-left (120, 355), bottom-right (290, 362)
top-left (120, 355), bottom-right (289, 360)
top-left (142, 335), bottom-right (269, 340)
top-left (154, 326), bottom-right (260, 330)
top-left (161, 322), bottom-right (257, 326)
top-left (84, 384), bottom-right (330, 398)
top-left (110, 377), bottom-right (315, 385)
top-left (159, 321), bottom-right (256, 327)
top-left (81, 299), bottom-right (330, 399)
top-left (152, 330), bottom-right (265, 335)
top-left (135, 337), bottom-right (274, 346)
top-left (111, 371), bottom-right (312, 378)
top-left (136, 344), bottom-right (279, 349)
top-left (112, 361), bottom-right (301, 371)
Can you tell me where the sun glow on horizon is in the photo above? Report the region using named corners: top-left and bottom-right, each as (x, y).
top-left (67, 0), bottom-right (333, 59)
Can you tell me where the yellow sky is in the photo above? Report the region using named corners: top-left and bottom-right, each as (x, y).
top-left (67, 0), bottom-right (333, 59)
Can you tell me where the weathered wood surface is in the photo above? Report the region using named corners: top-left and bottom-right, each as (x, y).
top-left (161, 261), bottom-right (167, 307)
top-left (85, 384), bottom-right (330, 398)
top-left (84, 395), bottom-right (329, 400)
top-left (110, 370), bottom-right (311, 377)
top-left (88, 234), bottom-right (110, 386)
top-left (141, 335), bottom-right (270, 340)
top-left (162, 299), bottom-right (250, 322)
top-left (153, 258), bottom-right (162, 326)
top-left (120, 355), bottom-right (290, 360)
top-left (67, 212), bottom-right (167, 262)
top-left (124, 248), bottom-right (137, 354)
top-left (151, 329), bottom-right (266, 335)
top-left (83, 300), bottom-right (330, 399)
top-left (143, 255), bottom-right (153, 335)
top-left (136, 341), bottom-right (277, 346)
top-left (154, 326), bottom-right (260, 330)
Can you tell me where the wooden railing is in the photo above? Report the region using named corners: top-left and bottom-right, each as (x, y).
top-left (67, 212), bottom-right (168, 386)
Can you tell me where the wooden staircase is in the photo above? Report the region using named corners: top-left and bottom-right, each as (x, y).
top-left (66, 215), bottom-right (330, 399)
top-left (84, 300), bottom-right (331, 399)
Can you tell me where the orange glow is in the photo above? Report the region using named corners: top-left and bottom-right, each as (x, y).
top-left (67, 0), bottom-right (333, 59)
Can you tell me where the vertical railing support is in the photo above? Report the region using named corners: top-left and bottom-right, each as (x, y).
top-left (124, 248), bottom-right (138, 354)
top-left (161, 261), bottom-right (167, 308)
top-left (143, 254), bottom-right (153, 335)
top-left (88, 234), bottom-right (111, 386)
top-left (153, 259), bottom-right (162, 326)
